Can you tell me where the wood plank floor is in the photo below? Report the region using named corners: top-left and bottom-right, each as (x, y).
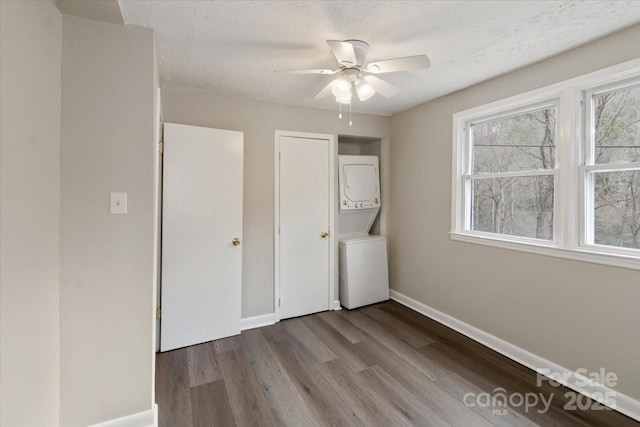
top-left (156, 301), bottom-right (640, 427)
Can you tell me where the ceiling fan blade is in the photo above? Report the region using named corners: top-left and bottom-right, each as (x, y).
top-left (326, 40), bottom-right (357, 67)
top-left (366, 55), bottom-right (430, 74)
top-left (315, 80), bottom-right (336, 98)
top-left (274, 69), bottom-right (338, 75)
top-left (364, 75), bottom-right (400, 97)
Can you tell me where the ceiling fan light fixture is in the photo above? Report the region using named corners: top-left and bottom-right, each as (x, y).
top-left (335, 90), bottom-right (352, 104)
top-left (331, 77), bottom-right (351, 98)
top-left (355, 78), bottom-right (375, 101)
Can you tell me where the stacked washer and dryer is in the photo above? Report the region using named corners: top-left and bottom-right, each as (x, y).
top-left (338, 155), bottom-right (389, 309)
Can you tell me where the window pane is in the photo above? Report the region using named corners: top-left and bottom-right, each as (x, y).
top-left (594, 85), bottom-right (640, 164)
top-left (471, 175), bottom-right (554, 240)
top-left (471, 107), bottom-right (556, 174)
top-left (593, 170), bottom-right (640, 249)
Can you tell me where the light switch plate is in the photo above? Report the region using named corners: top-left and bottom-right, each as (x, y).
top-left (110, 192), bottom-right (127, 214)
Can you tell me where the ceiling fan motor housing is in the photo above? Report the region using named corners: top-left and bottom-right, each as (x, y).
top-left (343, 68), bottom-right (360, 82)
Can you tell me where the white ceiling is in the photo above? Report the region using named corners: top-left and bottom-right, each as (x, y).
top-left (119, 1), bottom-right (640, 116)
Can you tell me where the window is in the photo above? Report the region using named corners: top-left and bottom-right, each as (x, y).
top-left (468, 104), bottom-right (557, 241)
top-left (584, 83), bottom-right (640, 250)
top-left (452, 59), bottom-right (640, 270)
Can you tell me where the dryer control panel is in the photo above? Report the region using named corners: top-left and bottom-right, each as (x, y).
top-left (341, 198), bottom-right (380, 209)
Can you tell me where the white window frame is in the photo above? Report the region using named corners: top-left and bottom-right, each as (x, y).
top-left (463, 99), bottom-right (560, 245)
top-left (581, 79), bottom-right (640, 257)
top-left (451, 58), bottom-right (640, 270)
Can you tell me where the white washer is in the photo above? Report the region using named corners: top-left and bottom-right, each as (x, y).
top-left (339, 235), bottom-right (389, 309)
top-left (338, 155), bottom-right (389, 309)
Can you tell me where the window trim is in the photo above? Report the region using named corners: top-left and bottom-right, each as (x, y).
top-left (451, 58), bottom-right (640, 271)
top-left (465, 101), bottom-right (560, 243)
top-left (581, 79), bottom-right (640, 254)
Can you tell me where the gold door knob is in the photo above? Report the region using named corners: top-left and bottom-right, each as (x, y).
top-left (320, 231), bottom-right (329, 238)
top-left (232, 238), bottom-right (241, 246)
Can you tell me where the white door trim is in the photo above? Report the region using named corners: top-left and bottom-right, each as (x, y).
top-left (274, 130), bottom-right (336, 322)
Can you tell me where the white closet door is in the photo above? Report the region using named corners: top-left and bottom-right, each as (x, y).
top-left (278, 135), bottom-right (331, 319)
top-left (161, 123), bottom-right (243, 351)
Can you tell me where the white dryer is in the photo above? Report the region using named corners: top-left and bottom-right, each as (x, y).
top-left (338, 155), bottom-right (389, 309)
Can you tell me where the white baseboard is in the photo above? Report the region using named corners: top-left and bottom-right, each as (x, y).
top-left (241, 313), bottom-right (276, 331)
top-left (389, 289), bottom-right (640, 422)
top-left (90, 404), bottom-right (157, 427)
top-left (242, 304), bottom-right (339, 330)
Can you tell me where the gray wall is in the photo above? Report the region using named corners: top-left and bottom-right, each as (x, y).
top-left (162, 87), bottom-right (390, 318)
top-left (60, 15), bottom-right (156, 426)
top-left (389, 24), bottom-right (640, 400)
top-left (338, 142), bottom-right (362, 155)
top-left (0, 1), bottom-right (62, 426)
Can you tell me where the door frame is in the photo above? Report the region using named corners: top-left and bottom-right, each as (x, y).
top-left (274, 130), bottom-right (337, 322)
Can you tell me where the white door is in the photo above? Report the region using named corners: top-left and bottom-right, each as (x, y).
top-left (161, 123), bottom-right (243, 351)
top-left (278, 134), bottom-right (332, 319)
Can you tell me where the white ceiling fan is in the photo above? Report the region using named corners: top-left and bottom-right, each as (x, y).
top-left (275, 40), bottom-right (430, 104)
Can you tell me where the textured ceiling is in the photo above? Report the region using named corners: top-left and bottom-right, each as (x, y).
top-left (119, 1), bottom-right (640, 116)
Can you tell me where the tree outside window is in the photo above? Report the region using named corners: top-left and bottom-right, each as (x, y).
top-left (469, 106), bottom-right (556, 241)
top-left (590, 84), bottom-right (640, 249)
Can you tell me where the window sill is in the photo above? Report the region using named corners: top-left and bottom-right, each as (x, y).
top-left (450, 232), bottom-right (640, 271)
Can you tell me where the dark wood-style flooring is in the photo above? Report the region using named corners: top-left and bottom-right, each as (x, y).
top-left (156, 301), bottom-right (639, 427)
